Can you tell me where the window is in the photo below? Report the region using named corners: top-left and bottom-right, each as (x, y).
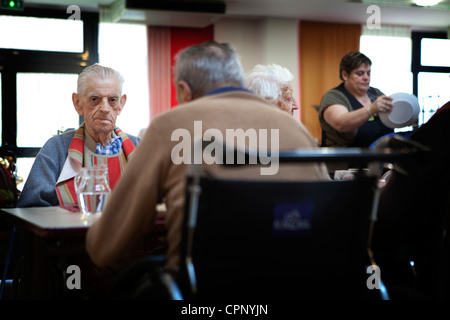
top-left (98, 22), bottom-right (149, 137)
top-left (360, 34), bottom-right (413, 95)
top-left (0, 6), bottom-right (98, 190)
top-left (360, 26), bottom-right (413, 132)
top-left (418, 72), bottom-right (450, 125)
top-left (360, 25), bottom-right (413, 96)
top-left (16, 72), bottom-right (79, 147)
top-left (0, 15), bottom-right (83, 52)
top-left (412, 31), bottom-right (450, 125)
top-left (361, 29), bottom-right (450, 129)
top-left (420, 38), bottom-right (450, 67)
top-left (0, 7), bottom-right (151, 191)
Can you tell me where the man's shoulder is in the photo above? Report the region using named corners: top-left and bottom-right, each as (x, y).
top-left (191, 90), bottom-right (260, 105)
top-left (125, 133), bottom-right (141, 146)
top-left (153, 90), bottom-right (260, 117)
top-left (205, 89), bottom-right (260, 101)
top-left (43, 130), bottom-right (75, 147)
top-left (32, 130), bottom-right (74, 160)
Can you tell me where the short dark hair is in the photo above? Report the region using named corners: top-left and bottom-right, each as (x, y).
top-left (339, 51), bottom-right (372, 81)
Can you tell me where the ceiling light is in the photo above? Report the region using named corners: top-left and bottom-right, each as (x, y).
top-left (413, 0), bottom-right (441, 6)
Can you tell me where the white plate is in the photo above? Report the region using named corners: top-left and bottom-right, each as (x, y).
top-left (380, 92), bottom-right (420, 129)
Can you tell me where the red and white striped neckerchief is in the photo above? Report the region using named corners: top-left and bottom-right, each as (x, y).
top-left (55, 124), bottom-right (136, 206)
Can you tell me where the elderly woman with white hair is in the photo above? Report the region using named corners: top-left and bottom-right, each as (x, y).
top-left (18, 64), bottom-right (141, 207)
top-left (246, 63), bottom-right (299, 116)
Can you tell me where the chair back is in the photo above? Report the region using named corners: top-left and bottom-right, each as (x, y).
top-left (179, 167), bottom-right (378, 299)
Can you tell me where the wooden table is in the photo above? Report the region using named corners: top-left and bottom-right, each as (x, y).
top-left (0, 206), bottom-right (101, 299)
top-left (1, 206), bottom-right (100, 236)
top-left (0, 206), bottom-right (167, 299)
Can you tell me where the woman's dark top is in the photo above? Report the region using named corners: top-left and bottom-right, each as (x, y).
top-left (319, 83), bottom-right (393, 147)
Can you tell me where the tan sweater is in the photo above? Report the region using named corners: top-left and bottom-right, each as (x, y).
top-left (86, 90), bottom-right (330, 275)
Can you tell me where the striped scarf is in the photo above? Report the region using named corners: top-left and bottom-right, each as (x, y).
top-left (55, 124), bottom-right (136, 206)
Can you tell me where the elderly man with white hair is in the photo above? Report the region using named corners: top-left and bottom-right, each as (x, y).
top-left (18, 64), bottom-right (140, 208)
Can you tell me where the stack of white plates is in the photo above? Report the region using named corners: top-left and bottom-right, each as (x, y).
top-left (380, 92), bottom-right (420, 129)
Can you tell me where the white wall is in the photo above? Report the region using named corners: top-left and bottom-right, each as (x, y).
top-left (262, 18), bottom-right (300, 119)
top-left (214, 17), bottom-right (300, 119)
top-left (214, 18), bottom-right (265, 73)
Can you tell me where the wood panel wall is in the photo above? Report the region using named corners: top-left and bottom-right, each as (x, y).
top-left (299, 21), bottom-right (361, 143)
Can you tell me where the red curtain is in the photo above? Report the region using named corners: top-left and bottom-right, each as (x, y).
top-left (148, 27), bottom-right (171, 120)
top-left (169, 26), bottom-right (214, 108)
top-left (147, 25), bottom-right (214, 120)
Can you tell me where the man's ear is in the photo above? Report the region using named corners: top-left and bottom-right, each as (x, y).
top-left (118, 94), bottom-right (127, 114)
top-left (72, 93), bottom-right (83, 115)
top-left (177, 81), bottom-right (193, 103)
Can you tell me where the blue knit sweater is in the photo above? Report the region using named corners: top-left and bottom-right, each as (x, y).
top-left (17, 129), bottom-right (140, 207)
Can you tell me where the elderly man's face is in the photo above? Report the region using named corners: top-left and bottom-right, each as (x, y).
top-left (73, 77), bottom-right (126, 142)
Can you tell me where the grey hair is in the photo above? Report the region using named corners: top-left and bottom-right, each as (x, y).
top-left (174, 41), bottom-right (246, 99)
top-left (77, 64), bottom-right (125, 96)
top-left (246, 64), bottom-right (294, 104)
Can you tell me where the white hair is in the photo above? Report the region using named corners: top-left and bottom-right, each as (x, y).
top-left (246, 64), bottom-right (294, 104)
top-left (77, 64), bottom-right (125, 96)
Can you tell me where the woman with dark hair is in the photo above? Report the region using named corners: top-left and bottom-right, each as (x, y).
top-left (319, 51), bottom-right (394, 148)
